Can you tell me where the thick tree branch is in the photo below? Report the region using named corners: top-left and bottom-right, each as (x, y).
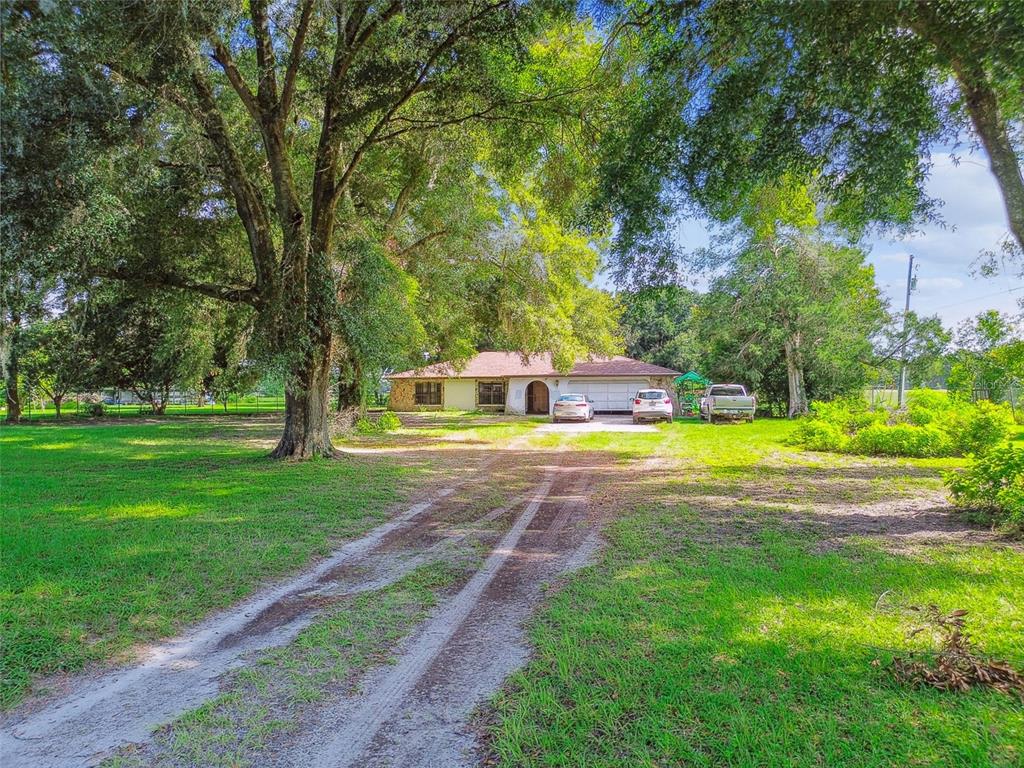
top-left (910, 3), bottom-right (1024, 252)
top-left (187, 65), bottom-right (277, 297)
top-left (333, 1), bottom-right (513, 204)
top-left (101, 62), bottom-right (194, 115)
top-left (280, 0), bottom-right (315, 121)
top-left (384, 171), bottom-right (421, 237)
top-left (395, 229), bottom-right (448, 261)
top-left (93, 267), bottom-right (260, 306)
top-left (337, 1), bottom-right (402, 83)
top-left (249, 0), bottom-right (279, 110)
top-left (211, 38), bottom-right (262, 122)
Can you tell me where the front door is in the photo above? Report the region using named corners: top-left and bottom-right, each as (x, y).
top-left (526, 380), bottom-right (549, 414)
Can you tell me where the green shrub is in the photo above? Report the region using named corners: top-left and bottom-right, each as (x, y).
top-left (354, 417), bottom-right (378, 435)
top-left (792, 391), bottom-right (1012, 458)
top-left (790, 419), bottom-right (847, 452)
top-left (809, 396), bottom-right (883, 433)
top-left (946, 445), bottom-right (1024, 529)
top-left (846, 423), bottom-right (952, 458)
top-left (377, 411), bottom-right (401, 431)
top-left (82, 402), bottom-right (105, 417)
top-left (946, 400), bottom-right (1014, 456)
top-left (906, 389), bottom-right (951, 426)
top-left (354, 411), bottom-right (401, 434)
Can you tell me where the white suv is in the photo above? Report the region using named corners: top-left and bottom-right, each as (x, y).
top-left (632, 389), bottom-right (673, 424)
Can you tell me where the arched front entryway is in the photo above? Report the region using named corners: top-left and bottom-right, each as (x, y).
top-left (525, 380), bottom-right (550, 414)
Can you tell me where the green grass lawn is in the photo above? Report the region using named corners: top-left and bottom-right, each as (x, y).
top-left (0, 418), bottom-right (425, 708)
top-left (491, 420), bottom-right (1023, 767)
top-left (1, 396), bottom-right (287, 421)
top-left (5, 413), bottom-right (1021, 766)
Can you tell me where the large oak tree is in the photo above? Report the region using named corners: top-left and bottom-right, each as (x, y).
top-left (18, 1), bottom-right (619, 456)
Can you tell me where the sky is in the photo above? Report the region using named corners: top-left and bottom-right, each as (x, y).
top-left (863, 152), bottom-right (1021, 328)
top-left (663, 150), bottom-right (1023, 331)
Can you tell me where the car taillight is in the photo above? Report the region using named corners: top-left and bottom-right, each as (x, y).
top-left (634, 399), bottom-right (641, 404)
top-left (664, 398), bottom-right (671, 404)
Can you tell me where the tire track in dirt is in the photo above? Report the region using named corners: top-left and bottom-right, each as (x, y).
top-left (0, 450), bottom-right (528, 768)
top-left (295, 452), bottom-right (607, 768)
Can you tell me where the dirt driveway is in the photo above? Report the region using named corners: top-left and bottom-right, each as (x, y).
top-left (1, 439), bottom-right (621, 768)
top-left (536, 413), bottom-right (659, 433)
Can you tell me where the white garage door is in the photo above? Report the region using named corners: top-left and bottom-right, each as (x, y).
top-left (567, 379), bottom-right (649, 412)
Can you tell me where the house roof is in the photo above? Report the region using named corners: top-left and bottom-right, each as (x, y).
top-left (389, 351), bottom-right (681, 379)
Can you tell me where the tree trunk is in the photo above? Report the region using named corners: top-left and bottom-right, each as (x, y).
top-left (335, 353), bottom-right (362, 429)
top-left (784, 333), bottom-right (809, 417)
top-left (954, 69), bottom-right (1024, 253)
top-left (53, 395), bottom-right (62, 418)
top-left (909, 6), bottom-right (1024, 252)
top-left (272, 334), bottom-right (335, 458)
top-left (3, 312), bottom-right (21, 423)
top-left (150, 384), bottom-right (170, 415)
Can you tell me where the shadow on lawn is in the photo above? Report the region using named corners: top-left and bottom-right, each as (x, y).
top-left (598, 458), bottom-right (1012, 552)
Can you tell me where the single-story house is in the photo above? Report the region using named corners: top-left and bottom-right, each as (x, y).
top-left (388, 352), bottom-right (681, 415)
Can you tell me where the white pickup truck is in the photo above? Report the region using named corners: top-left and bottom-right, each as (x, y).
top-left (700, 384), bottom-right (756, 423)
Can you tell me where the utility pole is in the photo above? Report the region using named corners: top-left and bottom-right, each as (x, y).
top-left (897, 254), bottom-right (916, 409)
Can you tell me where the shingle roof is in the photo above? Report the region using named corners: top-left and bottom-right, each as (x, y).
top-left (388, 351), bottom-right (681, 379)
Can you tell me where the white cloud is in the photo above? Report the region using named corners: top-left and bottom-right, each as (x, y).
top-left (865, 148), bottom-right (1022, 326)
top-left (916, 276), bottom-right (964, 291)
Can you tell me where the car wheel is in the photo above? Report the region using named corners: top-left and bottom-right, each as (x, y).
top-left (667, 415), bottom-right (673, 424)
top-left (632, 416), bottom-right (638, 424)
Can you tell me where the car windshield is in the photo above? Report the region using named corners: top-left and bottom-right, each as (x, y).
top-left (710, 386), bottom-right (745, 396)
top-left (637, 391), bottom-right (666, 399)
top-left (557, 394), bottom-right (585, 402)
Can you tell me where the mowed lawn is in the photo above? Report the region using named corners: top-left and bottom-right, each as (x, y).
top-left (489, 421), bottom-right (1024, 767)
top-left (0, 418), bottom-right (423, 708)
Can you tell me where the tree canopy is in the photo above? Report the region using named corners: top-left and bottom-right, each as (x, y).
top-left (598, 0), bottom-right (1024, 270)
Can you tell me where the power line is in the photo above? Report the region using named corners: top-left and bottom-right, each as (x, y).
top-left (928, 285), bottom-right (1024, 311)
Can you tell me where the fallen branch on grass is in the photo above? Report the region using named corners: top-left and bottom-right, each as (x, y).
top-left (889, 604), bottom-right (1024, 700)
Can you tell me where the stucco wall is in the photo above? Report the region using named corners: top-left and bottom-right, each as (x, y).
top-left (507, 377), bottom-right (559, 415)
top-left (393, 373), bottom-right (680, 414)
top-left (445, 379), bottom-right (476, 410)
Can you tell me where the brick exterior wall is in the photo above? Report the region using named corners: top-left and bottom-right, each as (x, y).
top-left (388, 379), bottom-right (417, 411)
top-left (388, 379), bottom-right (444, 411)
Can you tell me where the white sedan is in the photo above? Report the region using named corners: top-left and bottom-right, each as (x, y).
top-left (552, 393), bottom-right (595, 422)
top-left (632, 389), bottom-right (674, 423)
